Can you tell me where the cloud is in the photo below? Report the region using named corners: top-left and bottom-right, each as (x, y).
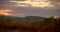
top-left (0, 5), bottom-right (60, 17)
top-left (0, 0), bottom-right (9, 4)
top-left (10, 13), bottom-right (25, 17)
top-left (0, 9), bottom-right (12, 15)
top-left (48, 0), bottom-right (60, 5)
top-left (15, 0), bottom-right (26, 1)
top-left (0, 0), bottom-right (60, 8)
top-left (49, 0), bottom-right (60, 2)
top-left (0, 0), bottom-right (60, 17)
top-left (4, 5), bottom-right (59, 17)
top-left (10, 0), bottom-right (60, 8)
top-left (1, 0), bottom-right (60, 8)
top-left (0, 9), bottom-right (25, 17)
top-left (10, 0), bottom-right (51, 8)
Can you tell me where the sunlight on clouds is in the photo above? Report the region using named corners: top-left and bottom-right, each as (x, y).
top-left (0, 9), bottom-right (12, 16)
top-left (10, 0), bottom-right (55, 8)
top-left (0, 9), bottom-right (25, 16)
top-left (31, 1), bottom-right (51, 8)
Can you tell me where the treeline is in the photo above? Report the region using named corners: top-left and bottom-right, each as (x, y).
top-left (0, 16), bottom-right (60, 32)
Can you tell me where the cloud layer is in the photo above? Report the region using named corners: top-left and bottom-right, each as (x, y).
top-left (0, 0), bottom-right (60, 8)
top-left (0, 0), bottom-right (60, 17)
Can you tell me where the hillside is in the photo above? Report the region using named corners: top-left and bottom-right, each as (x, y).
top-left (24, 16), bottom-right (46, 20)
top-left (0, 15), bottom-right (60, 32)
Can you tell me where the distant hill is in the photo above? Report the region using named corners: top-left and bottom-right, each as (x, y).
top-left (0, 15), bottom-right (46, 20)
top-left (24, 16), bottom-right (46, 20)
top-left (0, 15), bottom-right (21, 19)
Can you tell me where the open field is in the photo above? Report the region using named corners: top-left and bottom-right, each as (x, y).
top-left (0, 16), bottom-right (60, 32)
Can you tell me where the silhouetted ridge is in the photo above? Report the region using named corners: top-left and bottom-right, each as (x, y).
top-left (24, 16), bottom-right (46, 20)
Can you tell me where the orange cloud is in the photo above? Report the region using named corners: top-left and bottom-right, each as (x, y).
top-left (0, 9), bottom-right (25, 17)
top-left (0, 9), bottom-right (12, 16)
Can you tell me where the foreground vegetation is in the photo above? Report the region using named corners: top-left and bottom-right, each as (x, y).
top-left (0, 16), bottom-right (60, 32)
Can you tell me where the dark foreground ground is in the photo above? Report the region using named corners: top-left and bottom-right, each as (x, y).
top-left (0, 16), bottom-right (60, 32)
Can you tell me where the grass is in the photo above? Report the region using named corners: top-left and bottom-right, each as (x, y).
top-left (0, 17), bottom-right (60, 32)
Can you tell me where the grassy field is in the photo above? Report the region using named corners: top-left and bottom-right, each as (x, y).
top-left (0, 16), bottom-right (60, 32)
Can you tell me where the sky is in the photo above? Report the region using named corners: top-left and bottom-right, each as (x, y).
top-left (0, 0), bottom-right (60, 17)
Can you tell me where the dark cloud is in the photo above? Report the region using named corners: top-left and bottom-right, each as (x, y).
top-left (15, 0), bottom-right (26, 1)
top-left (0, 0), bottom-right (9, 4)
top-left (49, 0), bottom-right (60, 1)
top-left (49, 0), bottom-right (60, 2)
top-left (47, 0), bottom-right (60, 8)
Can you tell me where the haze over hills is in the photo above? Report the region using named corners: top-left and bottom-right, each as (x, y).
top-left (0, 15), bottom-right (46, 20)
top-left (24, 16), bottom-right (46, 20)
top-left (0, 14), bottom-right (60, 20)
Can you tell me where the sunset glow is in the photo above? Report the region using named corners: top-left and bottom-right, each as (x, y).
top-left (0, 0), bottom-right (60, 17)
top-left (0, 9), bottom-right (24, 17)
top-left (0, 9), bottom-right (12, 16)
